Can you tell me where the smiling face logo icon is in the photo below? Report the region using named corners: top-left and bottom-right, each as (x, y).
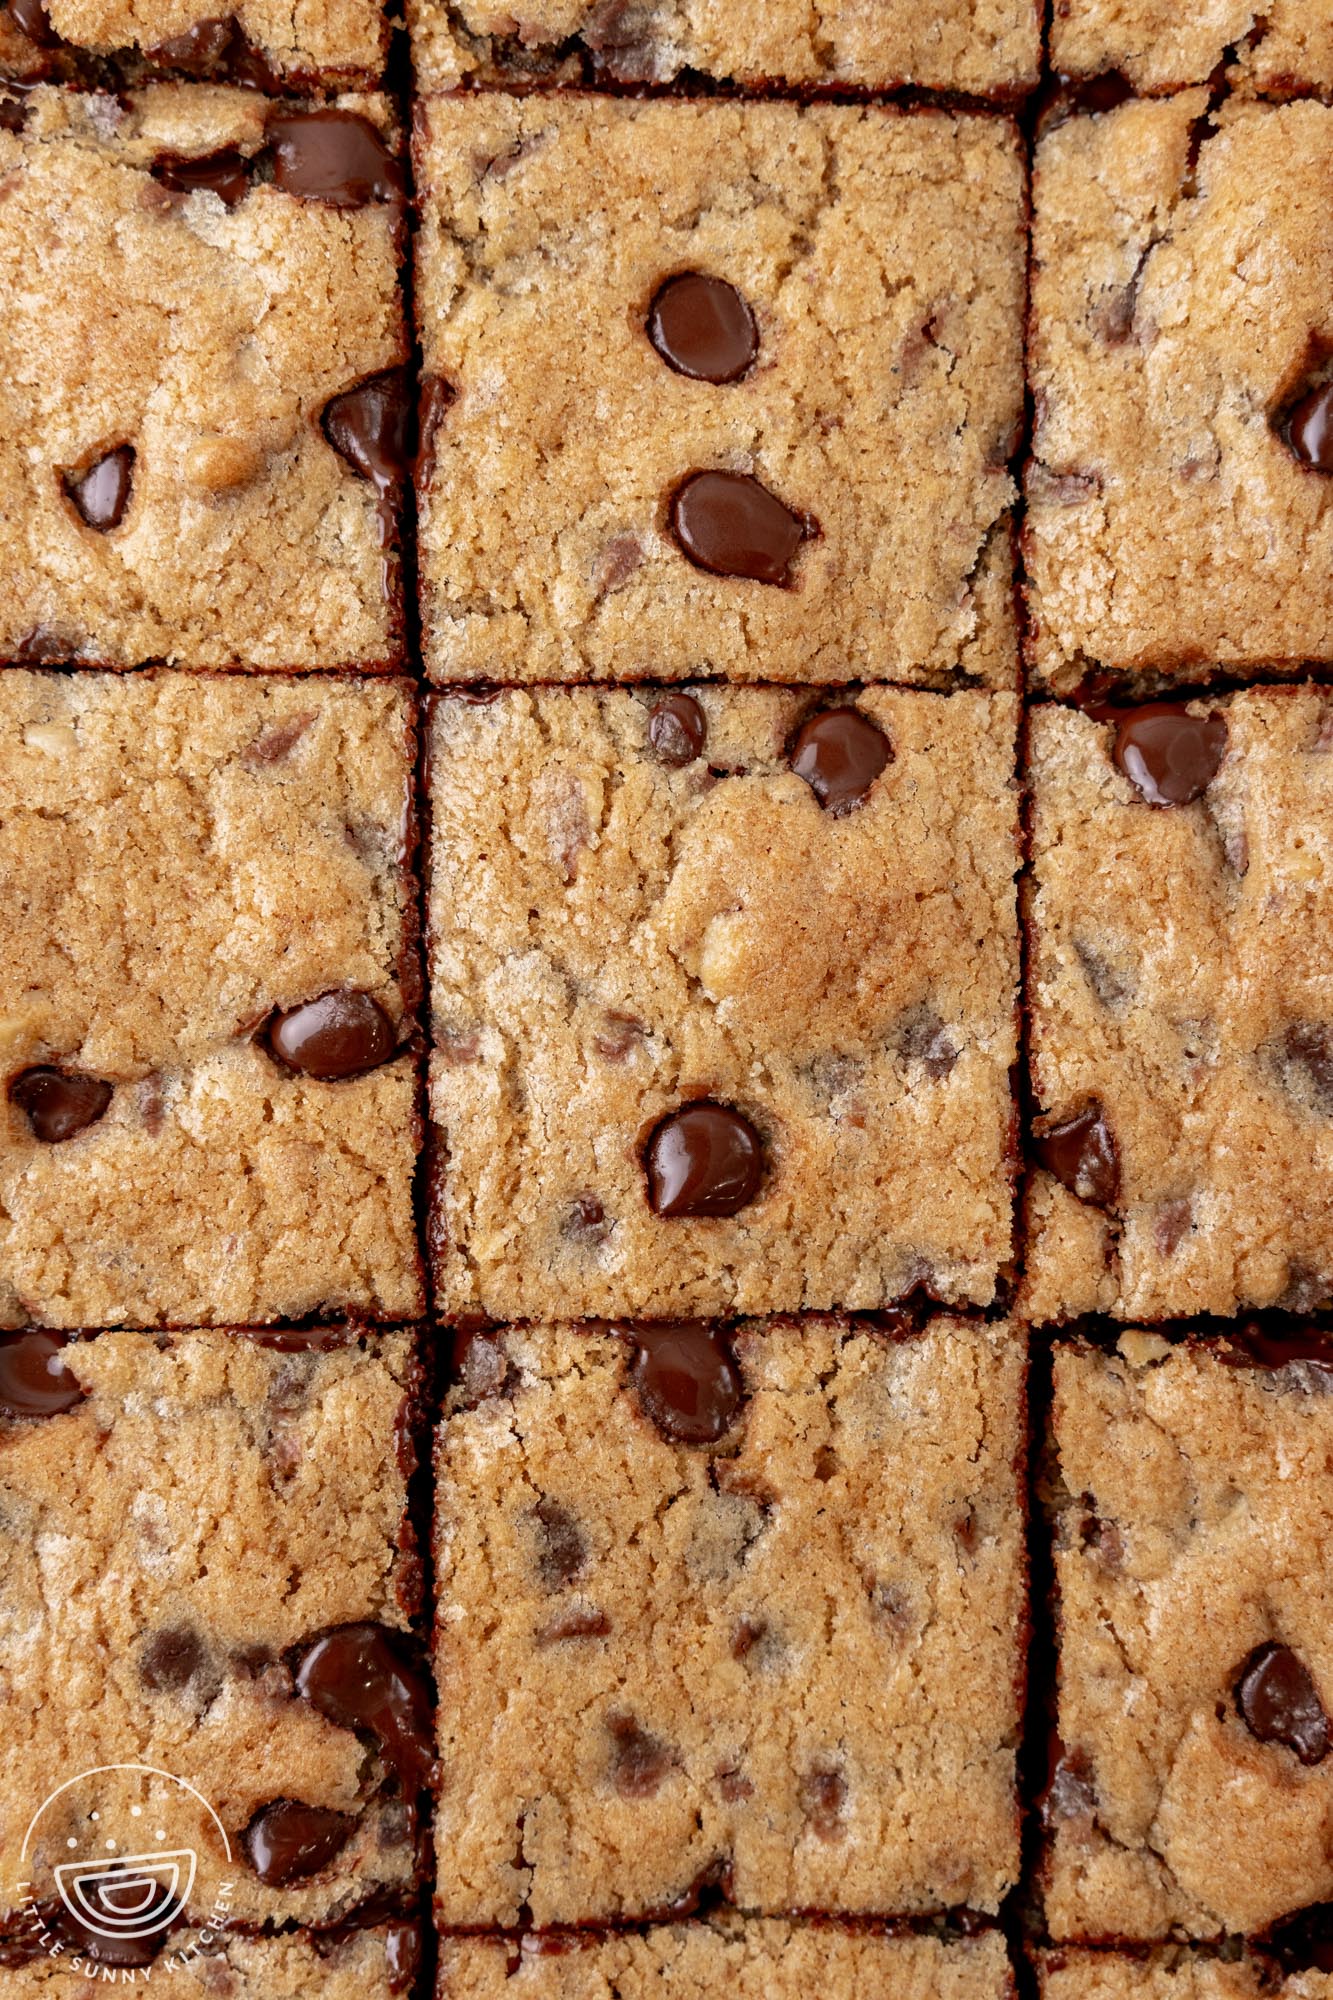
top-left (18, 1765), bottom-right (233, 1965)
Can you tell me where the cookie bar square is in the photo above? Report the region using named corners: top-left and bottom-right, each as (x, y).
top-left (1044, 1331), bottom-right (1333, 1942)
top-left (0, 87), bottom-right (407, 670)
top-left (1024, 690), bottom-right (1333, 1324)
top-left (1039, 1950), bottom-right (1332, 2000)
top-left (0, 1327), bottom-right (431, 1935)
top-left (0, 1925), bottom-right (422, 1995)
top-left (1049, 2), bottom-right (1333, 95)
top-left (1026, 97), bottom-right (1333, 693)
top-left (0, 671), bottom-right (423, 1328)
top-left (410, 0), bottom-right (1040, 95)
top-left (414, 98), bottom-right (1025, 689)
top-left (0, 0), bottom-right (389, 87)
top-left (440, 1922), bottom-right (1015, 1998)
top-left (434, 1316), bottom-right (1028, 1926)
top-left (428, 687), bottom-right (1020, 1319)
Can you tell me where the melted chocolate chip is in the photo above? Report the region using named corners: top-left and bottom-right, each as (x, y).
top-left (644, 1103), bottom-right (763, 1218)
top-left (0, 94), bottom-right (27, 132)
top-left (451, 1328), bottom-right (515, 1408)
top-left (139, 1625), bottom-right (206, 1690)
top-left (628, 1323), bottom-right (741, 1444)
top-left (147, 13), bottom-right (235, 69)
top-left (64, 447), bottom-right (134, 532)
top-left (799, 1764), bottom-right (847, 1840)
top-left (670, 470), bottom-right (809, 585)
top-left (294, 1624), bottom-right (435, 1789)
top-left (607, 1712), bottom-right (673, 1799)
top-left (1285, 382), bottom-right (1333, 472)
top-left (50, 1888), bottom-right (162, 1967)
top-left (647, 273), bottom-right (758, 384)
top-left (9, 1065), bottom-right (113, 1142)
top-left (791, 707), bottom-right (891, 816)
top-left (266, 990), bottom-right (396, 1080)
top-left (1236, 1643), bottom-right (1331, 1765)
top-left (534, 1498), bottom-right (586, 1587)
top-left (385, 1919), bottom-right (423, 1995)
top-left (416, 374), bottom-right (456, 487)
top-left (9, 0), bottom-right (58, 45)
top-left (1113, 703), bottom-right (1227, 807)
top-left (322, 370), bottom-right (412, 535)
top-left (1221, 1325), bottom-right (1333, 1382)
top-left (152, 149), bottom-right (249, 207)
top-left (0, 1331), bottom-right (84, 1419)
top-left (1284, 1023), bottom-right (1333, 1115)
top-left (648, 692), bottom-right (706, 767)
top-left (1034, 1104), bottom-right (1120, 1209)
top-left (267, 109), bottom-right (404, 206)
top-left (537, 1606), bottom-right (611, 1645)
top-left (243, 1800), bottom-right (355, 1885)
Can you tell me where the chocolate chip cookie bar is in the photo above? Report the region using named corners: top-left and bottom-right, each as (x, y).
top-left (0, 1327), bottom-right (431, 1935)
top-left (441, 1922), bottom-right (1015, 1998)
top-left (414, 97), bottom-right (1025, 688)
top-left (1050, 2), bottom-right (1333, 96)
top-left (0, 0), bottom-right (389, 88)
top-left (410, 0), bottom-right (1040, 95)
top-left (0, 86), bottom-right (408, 670)
top-left (1026, 96), bottom-right (1333, 693)
top-left (428, 687), bottom-right (1020, 1319)
top-left (1038, 1951), bottom-right (1333, 2000)
top-left (1043, 1331), bottom-right (1333, 1941)
top-left (1023, 689), bottom-right (1333, 1324)
top-left (1, 671), bottom-right (423, 1327)
top-left (1, 1923), bottom-right (421, 1995)
top-left (435, 1315), bottom-right (1027, 1926)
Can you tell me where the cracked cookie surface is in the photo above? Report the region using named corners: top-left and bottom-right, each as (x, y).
top-left (414, 97), bottom-right (1025, 689)
top-left (434, 1316), bottom-right (1027, 1926)
top-left (0, 0), bottom-right (389, 84)
top-left (409, 0), bottom-right (1040, 94)
top-left (440, 1921), bottom-right (1015, 1997)
top-left (1024, 690), bottom-right (1333, 1324)
top-left (1050, 0), bottom-right (1333, 95)
top-left (1039, 1951), bottom-right (1333, 1999)
top-left (0, 87), bottom-right (406, 669)
top-left (428, 686), bottom-right (1020, 1319)
top-left (1045, 1333), bottom-right (1333, 1940)
top-left (0, 1328), bottom-right (422, 1929)
top-left (0, 670), bottom-right (422, 1327)
top-left (1026, 96), bottom-right (1333, 692)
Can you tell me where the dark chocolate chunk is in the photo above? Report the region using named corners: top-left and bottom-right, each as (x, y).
top-left (669, 470), bottom-right (808, 585)
top-left (628, 1323), bottom-right (741, 1444)
top-left (1284, 1023), bottom-right (1333, 1116)
top-left (644, 1103), bottom-right (763, 1218)
top-left (1221, 1325), bottom-right (1333, 1382)
top-left (50, 1886), bottom-right (162, 1967)
top-left (267, 109), bottom-right (404, 207)
top-left (534, 1498), bottom-right (586, 1587)
top-left (647, 273), bottom-right (758, 384)
top-left (415, 374), bottom-right (456, 486)
top-left (9, 0), bottom-right (59, 45)
top-left (385, 1919), bottom-right (423, 1994)
top-left (64, 447), bottom-right (134, 532)
top-left (1113, 703), bottom-right (1227, 807)
top-left (139, 1625), bottom-right (206, 1690)
top-left (152, 149), bottom-right (249, 207)
top-left (322, 370), bottom-right (412, 537)
top-left (0, 1331), bottom-right (84, 1419)
top-left (294, 1624), bottom-right (435, 1789)
top-left (1236, 1643), bottom-right (1330, 1765)
top-left (451, 1329), bottom-right (515, 1408)
top-left (648, 692), bottom-right (706, 767)
top-left (242, 1800), bottom-right (355, 1885)
top-left (9, 1065), bottom-right (113, 1142)
top-left (1285, 382), bottom-right (1333, 472)
top-left (266, 990), bottom-right (396, 1080)
top-left (606, 1712), bottom-right (673, 1799)
top-left (147, 14), bottom-right (236, 69)
top-left (790, 707), bottom-right (891, 815)
top-left (1034, 1104), bottom-right (1120, 1209)
top-left (799, 1764), bottom-right (847, 1840)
